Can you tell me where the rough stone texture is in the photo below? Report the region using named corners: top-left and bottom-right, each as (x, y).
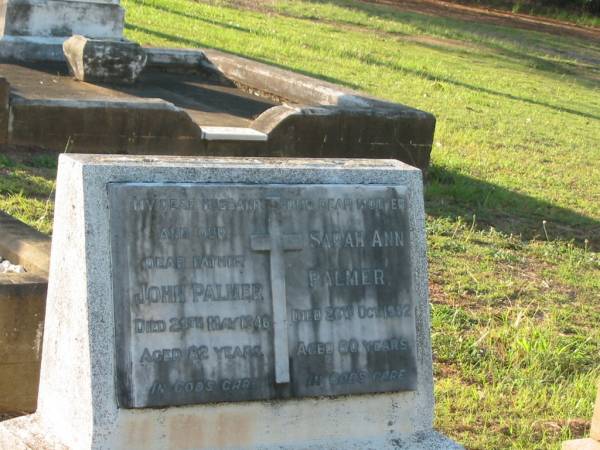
top-left (0, 0), bottom-right (123, 39)
top-left (63, 36), bottom-right (146, 84)
top-left (0, 211), bottom-right (50, 414)
top-left (0, 155), bottom-right (460, 449)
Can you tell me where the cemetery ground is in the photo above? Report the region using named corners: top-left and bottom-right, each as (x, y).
top-left (0, 0), bottom-right (598, 448)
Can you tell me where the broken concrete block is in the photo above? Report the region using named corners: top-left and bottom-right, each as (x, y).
top-left (63, 35), bottom-right (147, 84)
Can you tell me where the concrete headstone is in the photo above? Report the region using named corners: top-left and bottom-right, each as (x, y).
top-left (0, 155), bottom-right (462, 449)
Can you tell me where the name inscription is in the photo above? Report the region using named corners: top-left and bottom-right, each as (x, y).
top-left (109, 184), bottom-right (418, 408)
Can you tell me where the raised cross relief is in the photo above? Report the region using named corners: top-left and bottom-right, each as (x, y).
top-left (250, 197), bottom-right (302, 384)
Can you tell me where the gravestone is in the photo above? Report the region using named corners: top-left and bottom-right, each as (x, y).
top-left (0, 155), bottom-right (461, 449)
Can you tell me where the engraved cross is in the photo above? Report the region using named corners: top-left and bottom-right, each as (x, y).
top-left (250, 197), bottom-right (302, 384)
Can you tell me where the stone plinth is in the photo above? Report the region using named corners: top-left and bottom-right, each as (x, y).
top-left (0, 155), bottom-right (461, 449)
top-left (63, 36), bottom-right (146, 84)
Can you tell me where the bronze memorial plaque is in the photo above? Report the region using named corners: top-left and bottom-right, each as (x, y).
top-left (109, 183), bottom-right (418, 408)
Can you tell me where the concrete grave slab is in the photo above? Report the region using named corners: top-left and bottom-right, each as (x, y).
top-left (0, 155), bottom-right (460, 449)
top-left (0, 47), bottom-right (435, 172)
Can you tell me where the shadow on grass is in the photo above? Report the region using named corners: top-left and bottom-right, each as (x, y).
top-left (125, 24), bottom-right (367, 91)
top-left (426, 165), bottom-right (600, 250)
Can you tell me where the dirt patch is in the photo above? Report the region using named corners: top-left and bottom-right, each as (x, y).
top-left (366, 0), bottom-right (600, 41)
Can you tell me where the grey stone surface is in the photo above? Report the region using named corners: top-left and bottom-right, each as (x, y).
top-left (0, 155), bottom-right (459, 449)
top-left (0, 37), bottom-right (65, 63)
top-left (63, 35), bottom-right (146, 84)
top-left (0, 0), bottom-right (123, 39)
top-left (110, 183), bottom-right (417, 407)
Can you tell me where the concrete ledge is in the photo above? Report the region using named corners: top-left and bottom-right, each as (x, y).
top-left (145, 47), bottom-right (214, 72)
top-left (0, 212), bottom-right (49, 414)
top-left (252, 104), bottom-right (434, 171)
top-left (9, 96), bottom-right (203, 154)
top-left (202, 50), bottom-right (435, 172)
top-left (0, 37), bottom-right (64, 62)
top-left (202, 49), bottom-right (431, 114)
top-left (0, 415), bottom-right (462, 450)
top-left (201, 126), bottom-right (268, 141)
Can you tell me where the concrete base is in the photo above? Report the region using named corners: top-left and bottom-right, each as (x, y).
top-left (0, 0), bottom-right (123, 39)
top-left (563, 438), bottom-right (600, 450)
top-left (0, 414), bottom-right (462, 450)
top-left (0, 37), bottom-right (64, 62)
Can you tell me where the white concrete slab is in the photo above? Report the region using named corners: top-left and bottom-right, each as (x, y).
top-left (201, 126), bottom-right (268, 141)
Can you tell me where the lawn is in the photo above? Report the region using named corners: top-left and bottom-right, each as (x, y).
top-left (1, 0), bottom-right (599, 448)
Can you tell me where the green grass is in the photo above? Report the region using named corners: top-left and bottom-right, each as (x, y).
top-left (2, 0), bottom-right (599, 448)
top-left (0, 154), bottom-right (55, 235)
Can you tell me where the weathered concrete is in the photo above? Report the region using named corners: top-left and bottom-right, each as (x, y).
top-left (0, 0), bottom-right (123, 39)
top-left (0, 37), bottom-right (64, 63)
top-left (63, 36), bottom-right (146, 84)
top-left (0, 155), bottom-right (460, 449)
top-left (0, 211), bottom-right (50, 414)
top-left (0, 47), bottom-right (435, 172)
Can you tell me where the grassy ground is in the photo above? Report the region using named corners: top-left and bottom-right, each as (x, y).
top-left (1, 0), bottom-right (599, 448)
